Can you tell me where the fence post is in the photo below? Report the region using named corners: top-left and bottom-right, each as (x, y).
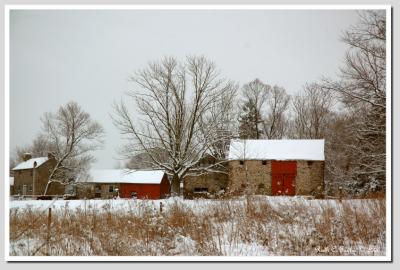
top-left (46, 208), bottom-right (52, 256)
top-left (93, 210), bottom-right (96, 230)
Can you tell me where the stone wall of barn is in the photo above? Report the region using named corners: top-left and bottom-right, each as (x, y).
top-left (76, 184), bottom-right (95, 199)
top-left (183, 172), bottom-right (229, 198)
top-left (295, 160), bottom-right (324, 196)
top-left (76, 183), bottom-right (119, 199)
top-left (228, 160), bottom-right (324, 196)
top-left (228, 160), bottom-right (273, 195)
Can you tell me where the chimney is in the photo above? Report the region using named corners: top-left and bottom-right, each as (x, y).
top-left (47, 152), bottom-right (55, 160)
top-left (32, 161), bottom-right (37, 199)
top-left (23, 153), bottom-right (32, 161)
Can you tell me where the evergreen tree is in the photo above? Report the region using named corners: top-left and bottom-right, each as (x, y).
top-left (238, 100), bottom-right (263, 139)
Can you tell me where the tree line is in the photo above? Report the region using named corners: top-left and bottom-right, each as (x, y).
top-left (11, 10), bottom-right (386, 196)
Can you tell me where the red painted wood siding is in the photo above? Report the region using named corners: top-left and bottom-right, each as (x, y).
top-left (271, 161), bottom-right (297, 174)
top-left (119, 174), bottom-right (170, 199)
top-left (271, 161), bottom-right (297, 196)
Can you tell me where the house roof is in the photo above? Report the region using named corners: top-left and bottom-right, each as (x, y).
top-left (12, 157), bottom-right (49, 171)
top-left (77, 169), bottom-right (166, 184)
top-left (228, 139), bottom-right (325, 161)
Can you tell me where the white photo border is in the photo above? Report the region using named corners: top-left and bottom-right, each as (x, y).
top-left (4, 4), bottom-right (392, 262)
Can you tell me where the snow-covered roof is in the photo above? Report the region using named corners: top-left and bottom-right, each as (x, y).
top-left (10, 177), bottom-right (14, 186)
top-left (12, 157), bottom-right (49, 171)
top-left (77, 169), bottom-right (166, 184)
top-left (228, 139), bottom-right (325, 161)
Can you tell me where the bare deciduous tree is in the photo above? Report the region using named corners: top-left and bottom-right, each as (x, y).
top-left (291, 83), bottom-right (333, 139)
top-left (324, 11), bottom-right (385, 110)
top-left (238, 79), bottom-right (269, 139)
top-left (112, 56), bottom-right (238, 195)
top-left (10, 134), bottom-right (56, 172)
top-left (322, 10), bottom-right (386, 193)
top-left (263, 86), bottom-right (291, 139)
top-left (239, 79), bottom-right (291, 139)
top-left (42, 101), bottom-right (104, 195)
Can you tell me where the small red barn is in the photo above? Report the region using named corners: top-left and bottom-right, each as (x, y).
top-left (119, 170), bottom-right (170, 199)
top-left (77, 169), bottom-right (170, 199)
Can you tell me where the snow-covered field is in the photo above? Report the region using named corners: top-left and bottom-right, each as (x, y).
top-left (9, 196), bottom-right (386, 256)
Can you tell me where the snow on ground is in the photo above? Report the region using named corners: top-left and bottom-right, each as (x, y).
top-left (9, 195), bottom-right (343, 212)
top-left (9, 196), bottom-right (241, 216)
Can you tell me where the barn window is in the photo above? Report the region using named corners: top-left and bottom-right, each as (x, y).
top-left (262, 160), bottom-right (267, 165)
top-left (307, 161), bottom-right (313, 166)
top-left (240, 160), bottom-right (244, 165)
top-left (258, 183), bottom-right (265, 190)
top-left (109, 185), bottom-right (114, 193)
top-left (194, 187), bottom-right (208, 193)
top-left (65, 185), bottom-right (76, 195)
top-left (28, 185), bottom-right (32, 192)
top-left (95, 185), bottom-right (101, 193)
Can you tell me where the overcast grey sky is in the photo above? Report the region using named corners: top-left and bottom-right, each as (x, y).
top-left (10, 9), bottom-right (359, 168)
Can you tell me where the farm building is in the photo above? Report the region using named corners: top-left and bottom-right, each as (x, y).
top-left (76, 169), bottom-right (170, 199)
top-left (9, 177), bottom-right (14, 195)
top-left (11, 153), bottom-right (64, 196)
top-left (228, 139), bottom-right (325, 196)
top-left (183, 155), bottom-right (228, 198)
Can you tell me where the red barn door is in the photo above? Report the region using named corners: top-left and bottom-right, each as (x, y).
top-left (271, 161), bottom-right (297, 196)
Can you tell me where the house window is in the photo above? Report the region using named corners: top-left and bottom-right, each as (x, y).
top-left (95, 185), bottom-right (101, 193)
top-left (28, 185), bottom-right (32, 192)
top-left (262, 160), bottom-right (267, 165)
top-left (258, 183), bottom-right (265, 190)
top-left (239, 160), bottom-right (244, 165)
top-left (194, 187), bottom-right (208, 193)
top-left (307, 161), bottom-right (313, 166)
top-left (109, 185), bottom-right (114, 193)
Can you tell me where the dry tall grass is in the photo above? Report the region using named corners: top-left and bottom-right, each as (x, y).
top-left (9, 196), bottom-right (386, 256)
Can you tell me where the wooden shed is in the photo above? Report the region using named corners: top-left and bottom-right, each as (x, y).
top-left (77, 169), bottom-right (170, 199)
top-left (228, 139), bottom-right (325, 196)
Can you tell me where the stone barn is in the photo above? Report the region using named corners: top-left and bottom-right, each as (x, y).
top-left (228, 139), bottom-right (325, 196)
top-left (183, 155), bottom-right (228, 198)
top-left (76, 169), bottom-right (170, 199)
